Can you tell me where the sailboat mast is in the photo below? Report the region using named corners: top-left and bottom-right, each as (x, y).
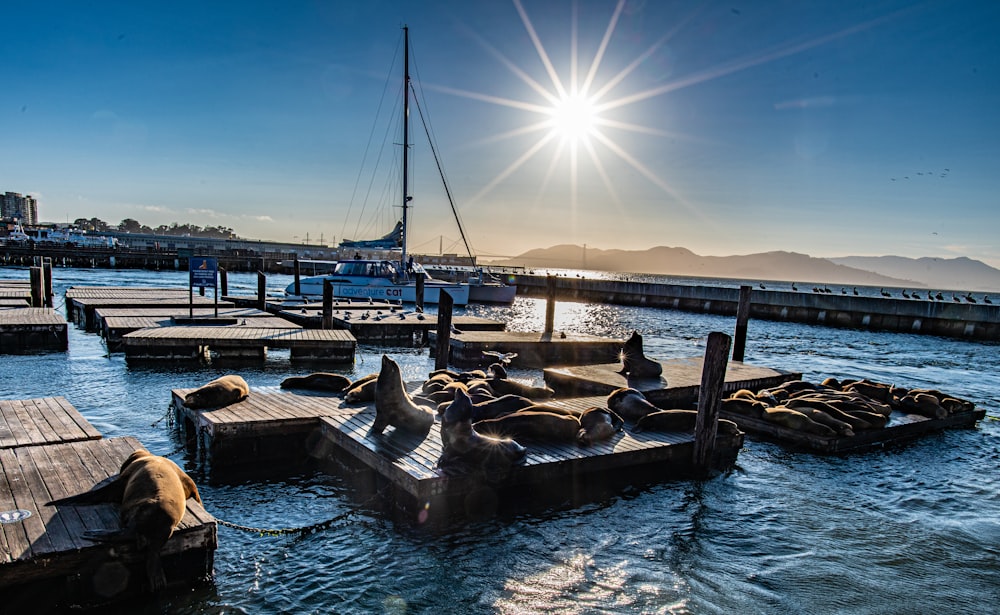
top-left (400, 25), bottom-right (410, 273)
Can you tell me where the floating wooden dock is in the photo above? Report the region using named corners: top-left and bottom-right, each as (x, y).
top-left (544, 358), bottom-right (801, 407)
top-left (316, 397), bottom-right (743, 519)
top-left (329, 312), bottom-right (504, 345)
top-left (124, 327), bottom-right (355, 362)
top-left (0, 397), bottom-right (102, 449)
top-left (721, 407), bottom-right (987, 453)
top-left (0, 397), bottom-right (215, 605)
top-left (168, 387), bottom-right (741, 519)
top-left (96, 307), bottom-right (295, 350)
top-left (170, 387), bottom-right (349, 468)
top-left (431, 330), bottom-right (624, 368)
top-left (0, 308), bottom-right (68, 353)
top-left (65, 286), bottom-right (235, 331)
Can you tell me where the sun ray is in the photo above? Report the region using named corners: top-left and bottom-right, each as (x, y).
top-left (467, 130), bottom-right (559, 205)
top-left (457, 29), bottom-right (562, 106)
top-left (513, 0), bottom-right (567, 99)
top-left (427, 83), bottom-right (551, 115)
top-left (580, 135), bottom-right (624, 211)
top-left (580, 0), bottom-right (626, 96)
top-left (468, 119), bottom-right (554, 148)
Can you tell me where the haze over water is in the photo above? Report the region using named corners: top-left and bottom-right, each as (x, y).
top-left (3, 266), bottom-right (998, 614)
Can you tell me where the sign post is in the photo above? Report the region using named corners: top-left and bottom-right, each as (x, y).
top-left (189, 257), bottom-right (219, 317)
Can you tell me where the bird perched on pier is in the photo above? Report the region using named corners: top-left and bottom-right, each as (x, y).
top-left (880, 289), bottom-right (891, 297)
top-left (936, 292), bottom-right (944, 301)
top-left (901, 290), bottom-right (910, 298)
top-left (791, 282), bottom-right (798, 291)
top-left (759, 283), bottom-right (766, 289)
top-left (853, 287), bottom-right (859, 296)
top-left (482, 351), bottom-right (518, 367)
top-left (965, 294), bottom-right (976, 303)
top-left (984, 296), bottom-right (993, 304)
top-left (953, 295), bottom-right (961, 302)
top-left (841, 288), bottom-right (847, 295)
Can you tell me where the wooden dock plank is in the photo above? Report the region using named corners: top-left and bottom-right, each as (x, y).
top-left (0, 398), bottom-right (102, 449)
top-left (0, 437), bottom-right (216, 594)
top-left (432, 330), bottom-right (624, 368)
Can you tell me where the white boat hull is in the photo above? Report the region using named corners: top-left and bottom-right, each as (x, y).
top-left (288, 276), bottom-right (470, 306)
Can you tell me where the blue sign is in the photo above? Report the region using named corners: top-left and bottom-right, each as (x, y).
top-left (190, 257), bottom-right (218, 289)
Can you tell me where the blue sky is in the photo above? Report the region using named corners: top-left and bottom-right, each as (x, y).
top-left (4, 1), bottom-right (999, 266)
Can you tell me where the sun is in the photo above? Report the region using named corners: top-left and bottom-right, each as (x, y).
top-left (548, 93), bottom-right (598, 142)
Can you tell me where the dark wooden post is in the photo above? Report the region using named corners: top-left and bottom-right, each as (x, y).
top-left (293, 257), bottom-right (301, 296)
top-left (257, 271), bottom-right (266, 311)
top-left (434, 290), bottom-right (454, 370)
top-left (219, 268), bottom-right (229, 296)
top-left (543, 275), bottom-right (556, 335)
top-left (732, 285), bottom-right (752, 361)
top-left (322, 280), bottom-right (333, 330)
top-left (29, 266), bottom-right (43, 307)
top-left (692, 331), bottom-right (732, 474)
top-left (415, 274), bottom-right (425, 312)
top-left (42, 258), bottom-right (53, 308)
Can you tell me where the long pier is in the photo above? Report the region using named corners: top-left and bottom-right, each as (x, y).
top-left (513, 275), bottom-right (1000, 341)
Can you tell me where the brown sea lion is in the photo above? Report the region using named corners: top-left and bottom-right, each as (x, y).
top-left (372, 355), bottom-right (435, 436)
top-left (607, 387), bottom-right (659, 421)
top-left (844, 379), bottom-right (893, 403)
top-left (439, 388), bottom-right (527, 472)
top-left (618, 330), bottom-right (663, 380)
top-left (437, 394), bottom-right (534, 421)
top-left (762, 407), bottom-right (837, 436)
top-left (721, 397), bottom-right (768, 419)
top-left (633, 409), bottom-right (740, 435)
top-left (785, 405), bottom-right (855, 436)
top-left (280, 372), bottom-right (351, 392)
top-left (474, 410), bottom-right (582, 443)
top-left (730, 389), bottom-right (758, 401)
top-left (486, 376), bottom-right (554, 400)
top-left (345, 377), bottom-right (378, 403)
top-left (578, 407), bottom-right (624, 445)
top-left (899, 392), bottom-right (947, 419)
top-left (785, 398), bottom-right (874, 430)
top-left (47, 449), bottom-right (202, 592)
top-left (183, 374), bottom-right (249, 409)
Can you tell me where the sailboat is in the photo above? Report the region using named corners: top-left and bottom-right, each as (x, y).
top-left (287, 26), bottom-right (471, 306)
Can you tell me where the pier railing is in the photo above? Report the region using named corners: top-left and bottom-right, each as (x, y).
top-left (512, 274), bottom-right (1000, 341)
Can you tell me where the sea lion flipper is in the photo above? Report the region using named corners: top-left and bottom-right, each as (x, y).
top-left (47, 474), bottom-right (124, 506)
top-left (83, 528), bottom-right (133, 543)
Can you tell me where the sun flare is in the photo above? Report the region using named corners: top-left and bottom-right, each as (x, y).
top-left (549, 93), bottom-right (598, 142)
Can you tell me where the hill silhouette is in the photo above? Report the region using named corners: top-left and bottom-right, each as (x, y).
top-left (485, 245), bottom-right (1000, 292)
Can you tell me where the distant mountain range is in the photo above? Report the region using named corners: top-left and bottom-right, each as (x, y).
top-left (484, 245), bottom-right (1000, 292)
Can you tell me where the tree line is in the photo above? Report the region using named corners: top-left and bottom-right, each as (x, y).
top-left (73, 217), bottom-right (238, 239)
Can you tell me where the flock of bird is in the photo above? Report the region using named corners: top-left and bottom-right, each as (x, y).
top-left (757, 282), bottom-right (992, 304)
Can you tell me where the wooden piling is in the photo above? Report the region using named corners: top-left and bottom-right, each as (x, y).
top-left (29, 266), bottom-right (43, 307)
top-left (257, 271), bottom-right (266, 311)
top-left (322, 279), bottom-right (334, 330)
top-left (543, 275), bottom-right (556, 335)
top-left (293, 257), bottom-right (301, 296)
top-left (692, 331), bottom-right (732, 474)
top-left (43, 258), bottom-right (53, 308)
top-left (732, 285), bottom-right (752, 361)
top-left (220, 268), bottom-right (228, 295)
top-left (434, 290), bottom-right (454, 370)
top-left (415, 274), bottom-right (425, 312)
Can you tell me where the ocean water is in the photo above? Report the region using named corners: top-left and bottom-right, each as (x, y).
top-left (2, 266), bottom-right (998, 614)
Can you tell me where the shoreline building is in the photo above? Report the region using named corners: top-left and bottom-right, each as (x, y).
top-left (1, 192), bottom-right (38, 225)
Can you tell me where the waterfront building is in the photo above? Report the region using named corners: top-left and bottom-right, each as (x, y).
top-left (1, 191), bottom-right (38, 225)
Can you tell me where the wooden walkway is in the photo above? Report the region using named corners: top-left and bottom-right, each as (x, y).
top-left (124, 327), bottom-right (356, 362)
top-left (0, 308), bottom-right (68, 353)
top-left (99, 308), bottom-right (297, 350)
top-left (545, 358), bottom-right (801, 407)
top-left (0, 397), bottom-right (102, 449)
top-left (431, 330), bottom-right (624, 368)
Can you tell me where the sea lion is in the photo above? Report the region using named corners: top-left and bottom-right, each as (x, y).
top-left (183, 374), bottom-right (249, 409)
top-left (618, 330), bottom-right (663, 380)
top-left (721, 396), bottom-right (768, 419)
top-left (762, 407), bottom-right (837, 436)
top-left (785, 398), bottom-right (873, 430)
top-left (372, 355), bottom-right (435, 436)
top-left (474, 410), bottom-right (582, 443)
top-left (578, 407), bottom-right (624, 445)
top-left (438, 388), bottom-right (527, 472)
top-left (486, 376), bottom-right (555, 400)
top-left (47, 449), bottom-right (202, 592)
top-left (784, 405), bottom-right (855, 436)
top-left (438, 394), bottom-right (534, 421)
top-left (899, 392), bottom-right (947, 419)
top-left (844, 379), bottom-right (893, 403)
top-left (607, 387), bottom-right (659, 421)
top-left (280, 372), bottom-right (351, 392)
top-left (633, 409), bottom-right (740, 435)
top-left (344, 374), bottom-right (378, 403)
